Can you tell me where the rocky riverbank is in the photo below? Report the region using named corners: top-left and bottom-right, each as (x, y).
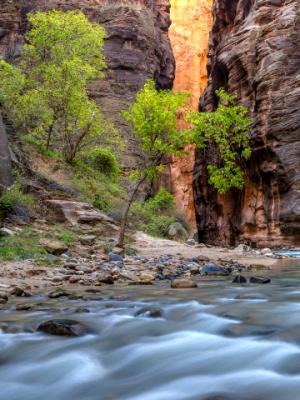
top-left (0, 230), bottom-right (282, 308)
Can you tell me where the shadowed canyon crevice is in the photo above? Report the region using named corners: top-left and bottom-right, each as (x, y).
top-left (195, 0), bottom-right (300, 247)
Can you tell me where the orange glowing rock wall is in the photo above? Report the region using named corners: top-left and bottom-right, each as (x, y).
top-left (167, 0), bottom-right (213, 228)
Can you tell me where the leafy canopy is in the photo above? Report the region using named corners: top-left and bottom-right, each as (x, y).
top-left (122, 80), bottom-right (191, 180)
top-left (0, 10), bottom-right (109, 163)
top-left (188, 88), bottom-right (252, 194)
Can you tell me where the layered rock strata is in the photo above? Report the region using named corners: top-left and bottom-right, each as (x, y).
top-left (195, 0), bottom-right (300, 247)
top-left (0, 115), bottom-right (13, 194)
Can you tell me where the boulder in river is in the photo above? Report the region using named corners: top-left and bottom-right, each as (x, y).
top-left (48, 289), bottom-right (70, 299)
top-left (98, 274), bottom-right (114, 284)
top-left (37, 319), bottom-right (89, 336)
top-left (135, 308), bottom-right (162, 318)
top-left (171, 279), bottom-right (197, 289)
top-left (11, 287), bottom-right (32, 297)
top-left (16, 303), bottom-right (33, 311)
top-left (232, 275), bottom-right (247, 284)
top-left (200, 263), bottom-right (230, 276)
top-left (250, 276), bottom-right (271, 284)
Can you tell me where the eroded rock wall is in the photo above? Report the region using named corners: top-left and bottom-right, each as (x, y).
top-left (0, 0), bottom-right (175, 170)
top-left (163, 0), bottom-right (212, 228)
top-left (0, 115), bottom-right (13, 194)
top-left (195, 0), bottom-right (300, 247)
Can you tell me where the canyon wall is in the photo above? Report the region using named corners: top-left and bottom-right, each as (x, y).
top-left (164, 0), bottom-right (212, 228)
top-left (0, 0), bottom-right (175, 171)
top-left (0, 115), bottom-right (13, 194)
top-left (195, 0), bottom-right (300, 247)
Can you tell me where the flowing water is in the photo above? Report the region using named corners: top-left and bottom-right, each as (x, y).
top-left (1, 257), bottom-right (300, 400)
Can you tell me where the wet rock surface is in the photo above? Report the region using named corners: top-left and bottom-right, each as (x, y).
top-left (232, 275), bottom-right (247, 284)
top-left (37, 319), bottom-right (89, 336)
top-left (250, 276), bottom-right (271, 285)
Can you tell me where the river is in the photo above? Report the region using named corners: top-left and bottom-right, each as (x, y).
top-left (1, 256), bottom-right (300, 400)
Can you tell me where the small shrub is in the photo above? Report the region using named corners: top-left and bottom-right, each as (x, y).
top-left (0, 232), bottom-right (46, 261)
top-left (144, 188), bottom-right (174, 212)
top-left (145, 215), bottom-right (175, 237)
top-left (93, 194), bottom-right (110, 212)
top-left (0, 183), bottom-right (33, 213)
top-left (125, 246), bottom-right (137, 256)
top-left (104, 242), bottom-right (115, 254)
top-left (129, 189), bottom-right (175, 238)
top-left (72, 158), bottom-right (124, 213)
top-left (86, 147), bottom-right (119, 177)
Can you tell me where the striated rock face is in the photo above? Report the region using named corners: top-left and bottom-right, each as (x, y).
top-left (0, 0), bottom-right (175, 170)
top-left (195, 0), bottom-right (300, 247)
top-left (164, 0), bottom-right (212, 228)
top-left (0, 114), bottom-right (13, 194)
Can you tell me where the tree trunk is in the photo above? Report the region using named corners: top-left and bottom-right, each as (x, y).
top-left (117, 177), bottom-right (146, 248)
top-left (0, 115), bottom-right (13, 195)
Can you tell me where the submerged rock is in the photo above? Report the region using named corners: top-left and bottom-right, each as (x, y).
top-left (11, 287), bottom-right (32, 297)
top-left (16, 303), bottom-right (33, 311)
top-left (135, 308), bottom-right (162, 318)
top-left (37, 319), bottom-right (89, 336)
top-left (250, 276), bottom-right (271, 284)
top-left (48, 289), bottom-right (70, 299)
top-left (232, 275), bottom-right (247, 284)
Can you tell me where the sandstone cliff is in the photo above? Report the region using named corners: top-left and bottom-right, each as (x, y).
top-left (195, 0), bottom-right (300, 247)
top-left (163, 0), bottom-right (212, 228)
top-left (0, 0), bottom-right (175, 170)
top-left (0, 115), bottom-right (13, 194)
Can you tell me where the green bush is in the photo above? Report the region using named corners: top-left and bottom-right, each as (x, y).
top-left (145, 215), bottom-right (175, 237)
top-left (72, 158), bottom-right (124, 213)
top-left (93, 194), bottom-right (110, 212)
top-left (129, 189), bottom-right (175, 237)
top-left (144, 188), bottom-right (174, 212)
top-left (0, 183), bottom-right (33, 213)
top-left (0, 232), bottom-right (46, 261)
top-left (86, 147), bottom-right (119, 177)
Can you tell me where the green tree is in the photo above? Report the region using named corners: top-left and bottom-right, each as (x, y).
top-left (117, 80), bottom-right (190, 247)
top-left (0, 10), bottom-right (109, 163)
top-left (188, 88), bottom-right (252, 194)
